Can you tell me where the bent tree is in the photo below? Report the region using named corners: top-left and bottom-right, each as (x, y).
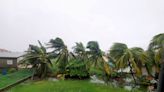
top-left (87, 41), bottom-right (111, 82)
top-left (21, 41), bottom-right (52, 79)
top-left (47, 37), bottom-right (69, 74)
top-left (110, 43), bottom-right (148, 85)
top-left (149, 33), bottom-right (164, 92)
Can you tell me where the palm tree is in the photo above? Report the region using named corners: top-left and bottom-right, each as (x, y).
top-left (73, 42), bottom-right (87, 59)
top-left (47, 37), bottom-right (69, 74)
top-left (130, 47), bottom-right (149, 74)
top-left (21, 41), bottom-right (52, 79)
top-left (87, 41), bottom-right (102, 67)
top-left (72, 42), bottom-right (88, 68)
top-left (148, 33), bottom-right (164, 92)
top-left (66, 42), bottom-right (89, 78)
top-left (110, 43), bottom-right (148, 84)
top-left (145, 50), bottom-right (159, 78)
top-left (87, 41), bottom-right (111, 81)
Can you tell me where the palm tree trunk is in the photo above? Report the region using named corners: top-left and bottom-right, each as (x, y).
top-left (31, 68), bottom-right (36, 80)
top-left (128, 61), bottom-right (137, 85)
top-left (157, 50), bottom-right (164, 92)
top-left (157, 63), bottom-right (164, 92)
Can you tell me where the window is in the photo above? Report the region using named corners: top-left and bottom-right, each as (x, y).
top-left (7, 60), bottom-right (13, 65)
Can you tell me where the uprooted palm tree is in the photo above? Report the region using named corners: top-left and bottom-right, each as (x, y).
top-left (148, 33), bottom-right (164, 92)
top-left (47, 37), bottom-right (69, 74)
top-left (20, 41), bottom-right (52, 79)
top-left (110, 43), bottom-right (148, 84)
top-left (87, 41), bottom-right (111, 81)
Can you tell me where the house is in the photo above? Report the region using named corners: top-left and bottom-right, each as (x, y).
top-left (0, 52), bottom-right (25, 69)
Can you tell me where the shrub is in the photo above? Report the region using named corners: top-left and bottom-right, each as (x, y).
top-left (66, 59), bottom-right (89, 79)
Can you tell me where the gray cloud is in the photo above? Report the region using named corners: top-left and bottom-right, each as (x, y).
top-left (0, 0), bottom-right (163, 52)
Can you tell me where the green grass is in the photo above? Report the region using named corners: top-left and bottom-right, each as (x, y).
top-left (0, 69), bottom-right (33, 89)
top-left (8, 80), bottom-right (141, 92)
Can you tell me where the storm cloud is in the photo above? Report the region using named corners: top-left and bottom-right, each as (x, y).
top-left (0, 0), bottom-right (163, 51)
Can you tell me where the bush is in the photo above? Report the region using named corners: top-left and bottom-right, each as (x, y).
top-left (66, 59), bottom-right (89, 79)
top-left (0, 68), bottom-right (17, 75)
top-left (8, 68), bottom-right (17, 73)
top-left (89, 67), bottom-right (104, 77)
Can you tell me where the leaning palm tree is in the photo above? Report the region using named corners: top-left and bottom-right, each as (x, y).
top-left (87, 41), bottom-right (102, 67)
top-left (145, 50), bottom-right (159, 78)
top-left (20, 41), bottom-right (52, 79)
top-left (47, 37), bottom-right (69, 74)
top-left (87, 41), bottom-right (111, 80)
top-left (72, 42), bottom-right (88, 68)
top-left (130, 47), bottom-right (149, 74)
top-left (148, 33), bottom-right (164, 92)
top-left (73, 42), bottom-right (86, 59)
top-left (110, 43), bottom-right (148, 84)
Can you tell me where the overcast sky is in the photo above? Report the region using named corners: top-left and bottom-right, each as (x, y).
top-left (0, 0), bottom-right (163, 52)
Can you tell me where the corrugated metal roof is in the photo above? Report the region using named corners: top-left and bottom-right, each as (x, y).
top-left (0, 52), bottom-right (25, 58)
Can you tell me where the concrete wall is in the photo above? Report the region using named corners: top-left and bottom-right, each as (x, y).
top-left (0, 58), bottom-right (17, 68)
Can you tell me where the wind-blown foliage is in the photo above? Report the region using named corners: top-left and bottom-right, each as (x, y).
top-left (47, 37), bottom-right (69, 74)
top-left (66, 42), bottom-right (89, 79)
top-left (149, 33), bottom-right (164, 65)
top-left (87, 41), bottom-right (103, 67)
top-left (110, 43), bottom-right (148, 84)
top-left (20, 41), bottom-right (52, 79)
top-left (18, 33), bottom-right (163, 91)
top-left (130, 47), bottom-right (149, 73)
top-left (148, 33), bottom-right (164, 92)
top-left (87, 41), bottom-right (111, 79)
top-left (146, 33), bottom-right (164, 78)
top-left (66, 59), bottom-right (89, 79)
top-left (145, 50), bottom-right (159, 77)
top-left (72, 43), bottom-right (88, 63)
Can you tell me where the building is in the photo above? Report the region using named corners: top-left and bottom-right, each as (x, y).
top-left (0, 52), bottom-right (24, 69)
top-left (0, 48), bottom-right (10, 52)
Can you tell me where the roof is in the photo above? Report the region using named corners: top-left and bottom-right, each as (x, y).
top-left (0, 48), bottom-right (10, 52)
top-left (0, 52), bottom-right (25, 58)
